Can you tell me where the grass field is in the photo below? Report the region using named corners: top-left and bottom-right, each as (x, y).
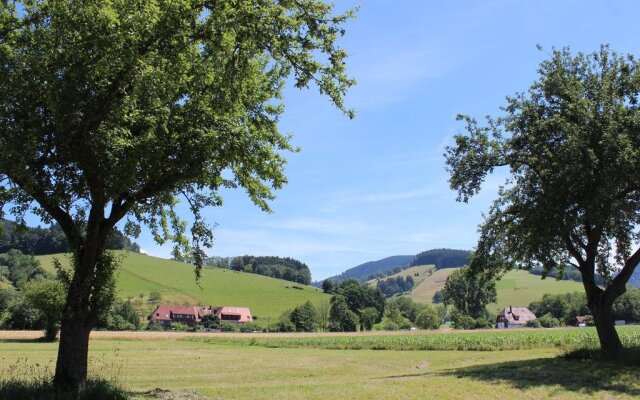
top-left (407, 268), bottom-right (584, 312)
top-left (1, 328), bottom-right (639, 399)
top-left (36, 252), bottom-right (330, 322)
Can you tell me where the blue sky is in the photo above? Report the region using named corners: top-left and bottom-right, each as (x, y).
top-left (24, 1), bottom-right (640, 281)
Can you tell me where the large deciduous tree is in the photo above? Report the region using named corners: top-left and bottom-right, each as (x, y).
top-left (0, 0), bottom-right (355, 389)
top-left (445, 46), bottom-right (640, 357)
top-left (441, 266), bottom-right (496, 321)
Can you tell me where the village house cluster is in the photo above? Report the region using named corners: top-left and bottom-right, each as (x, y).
top-left (149, 304), bottom-right (253, 330)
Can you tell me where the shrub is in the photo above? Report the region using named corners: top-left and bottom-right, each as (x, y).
top-left (526, 319), bottom-right (542, 328)
top-left (239, 322), bottom-right (261, 333)
top-left (382, 321), bottom-right (399, 331)
top-left (145, 321), bottom-right (165, 331)
top-left (415, 306), bottom-right (440, 330)
top-left (538, 313), bottom-right (562, 328)
top-left (219, 322), bottom-right (237, 332)
top-left (171, 322), bottom-right (188, 332)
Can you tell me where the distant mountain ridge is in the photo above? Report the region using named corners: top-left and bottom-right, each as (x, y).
top-left (318, 248), bottom-right (472, 284)
top-left (317, 255), bottom-right (414, 284)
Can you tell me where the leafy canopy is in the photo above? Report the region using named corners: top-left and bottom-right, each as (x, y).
top-left (0, 0), bottom-right (355, 275)
top-left (445, 46), bottom-right (640, 293)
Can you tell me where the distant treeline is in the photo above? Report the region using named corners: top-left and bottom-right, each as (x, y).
top-left (376, 275), bottom-right (414, 297)
top-left (410, 249), bottom-right (470, 269)
top-left (0, 219), bottom-right (140, 255)
top-left (230, 255), bottom-right (311, 285)
top-left (529, 265), bottom-right (605, 286)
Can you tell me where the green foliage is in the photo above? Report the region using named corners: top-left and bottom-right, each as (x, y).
top-left (0, 219), bottom-right (139, 255)
top-left (442, 266), bottom-right (496, 320)
top-left (528, 292), bottom-right (589, 325)
top-left (537, 313), bottom-right (563, 328)
top-left (612, 287), bottom-right (640, 322)
top-left (450, 309), bottom-right (493, 330)
top-left (219, 322), bottom-right (237, 333)
top-left (376, 275), bottom-right (414, 297)
top-left (1, 0), bottom-right (355, 386)
top-left (98, 300), bottom-right (141, 331)
top-left (231, 255), bottom-right (312, 285)
top-left (415, 305), bottom-right (440, 330)
top-left (145, 320), bottom-right (164, 331)
top-left (445, 45), bottom-right (640, 352)
top-left (321, 279), bottom-right (335, 294)
top-left (432, 290), bottom-right (444, 304)
top-left (381, 320), bottom-right (399, 331)
top-left (200, 313), bottom-right (220, 329)
top-left (359, 307), bottom-right (379, 331)
top-left (525, 319), bottom-right (541, 328)
top-left (0, 250), bottom-right (48, 289)
top-left (290, 301), bottom-right (317, 332)
top-left (387, 297), bottom-right (423, 323)
top-left (334, 279), bottom-right (385, 322)
top-left (329, 295), bottom-right (359, 332)
top-left (171, 322), bottom-right (188, 332)
top-left (410, 249), bottom-right (470, 269)
top-left (0, 292), bottom-right (44, 330)
top-left (147, 291), bottom-right (162, 304)
top-left (23, 279), bottom-right (66, 340)
top-left (238, 322), bottom-right (261, 333)
top-left (275, 310), bottom-right (295, 332)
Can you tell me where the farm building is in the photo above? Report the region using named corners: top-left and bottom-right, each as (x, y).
top-left (149, 304), bottom-right (253, 329)
top-left (496, 306), bottom-right (536, 328)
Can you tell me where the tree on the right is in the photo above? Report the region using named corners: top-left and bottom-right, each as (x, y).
top-left (445, 45), bottom-right (640, 358)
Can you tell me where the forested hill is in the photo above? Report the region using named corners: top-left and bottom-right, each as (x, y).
top-left (231, 255), bottom-right (312, 285)
top-left (318, 249), bottom-right (473, 285)
top-left (0, 219), bottom-right (140, 255)
top-left (318, 255), bottom-right (414, 284)
top-left (409, 249), bottom-right (470, 269)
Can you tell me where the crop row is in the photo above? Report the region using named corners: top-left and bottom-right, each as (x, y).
top-left (186, 326), bottom-right (640, 352)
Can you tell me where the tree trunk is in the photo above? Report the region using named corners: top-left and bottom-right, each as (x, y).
top-left (53, 313), bottom-right (92, 390)
top-left (589, 296), bottom-right (623, 359)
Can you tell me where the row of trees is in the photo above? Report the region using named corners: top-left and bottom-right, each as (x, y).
top-left (529, 289), bottom-right (640, 327)
top-left (376, 275), bottom-right (415, 297)
top-left (0, 250), bottom-right (141, 338)
top-left (0, 219), bottom-right (141, 255)
top-left (410, 249), bottom-right (470, 269)
top-left (230, 255), bottom-right (312, 285)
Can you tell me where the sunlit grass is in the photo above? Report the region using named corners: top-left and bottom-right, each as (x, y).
top-left (1, 328), bottom-right (639, 399)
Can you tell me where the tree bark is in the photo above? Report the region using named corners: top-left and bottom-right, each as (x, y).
top-left (53, 312), bottom-right (92, 390)
top-left (589, 294), bottom-right (623, 359)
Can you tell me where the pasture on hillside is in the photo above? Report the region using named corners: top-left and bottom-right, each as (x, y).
top-left (36, 252), bottom-right (330, 322)
top-left (406, 267), bottom-right (583, 312)
top-left (1, 328), bottom-right (639, 399)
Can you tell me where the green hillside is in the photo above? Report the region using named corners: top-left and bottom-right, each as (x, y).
top-left (407, 267), bottom-right (584, 313)
top-left (366, 264), bottom-right (435, 288)
top-left (36, 251), bottom-right (330, 321)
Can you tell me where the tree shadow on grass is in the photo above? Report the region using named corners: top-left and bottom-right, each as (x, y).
top-left (437, 355), bottom-right (640, 397)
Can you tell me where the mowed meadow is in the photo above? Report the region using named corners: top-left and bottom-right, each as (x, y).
top-left (36, 252), bottom-right (330, 321)
top-left (1, 327), bottom-right (640, 399)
